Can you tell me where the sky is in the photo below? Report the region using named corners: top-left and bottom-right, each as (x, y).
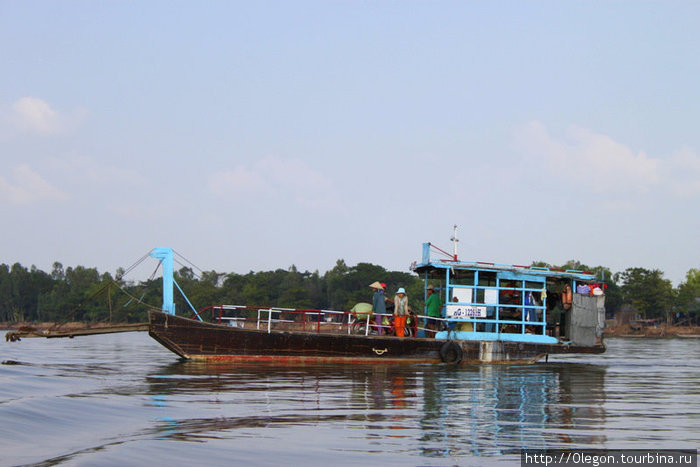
top-left (1, 1), bottom-right (698, 286)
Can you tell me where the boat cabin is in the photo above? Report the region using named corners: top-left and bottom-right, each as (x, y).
top-left (412, 243), bottom-right (605, 347)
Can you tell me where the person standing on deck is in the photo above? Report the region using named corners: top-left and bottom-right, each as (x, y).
top-left (370, 281), bottom-right (386, 335)
top-left (393, 288), bottom-right (409, 337)
top-left (425, 285), bottom-right (442, 336)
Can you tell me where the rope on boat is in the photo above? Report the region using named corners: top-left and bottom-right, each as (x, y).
top-left (110, 281), bottom-right (160, 310)
top-left (46, 279), bottom-right (116, 330)
top-left (5, 279), bottom-right (158, 343)
top-left (173, 258), bottom-right (201, 280)
top-left (120, 261), bottom-right (161, 307)
top-left (173, 249), bottom-right (205, 276)
top-left (116, 251), bottom-right (152, 280)
top-left (5, 250), bottom-right (167, 343)
top-left (66, 250), bottom-right (163, 319)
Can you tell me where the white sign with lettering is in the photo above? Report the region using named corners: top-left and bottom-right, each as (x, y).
top-left (446, 304), bottom-right (487, 319)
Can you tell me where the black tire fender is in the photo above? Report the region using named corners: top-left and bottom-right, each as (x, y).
top-left (439, 341), bottom-right (463, 364)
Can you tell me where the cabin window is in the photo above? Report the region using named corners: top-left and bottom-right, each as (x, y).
top-left (450, 286), bottom-right (473, 303)
top-left (484, 288), bottom-right (498, 304)
top-left (499, 281), bottom-right (522, 305)
top-left (478, 271), bottom-right (497, 287)
top-left (450, 270), bottom-right (475, 286)
top-left (427, 270), bottom-right (446, 282)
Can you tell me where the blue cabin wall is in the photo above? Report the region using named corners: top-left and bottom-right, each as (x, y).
top-left (416, 243), bottom-right (599, 345)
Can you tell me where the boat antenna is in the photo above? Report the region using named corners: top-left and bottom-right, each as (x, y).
top-left (450, 224), bottom-right (459, 261)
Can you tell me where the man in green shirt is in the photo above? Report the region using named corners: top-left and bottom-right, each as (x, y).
top-left (425, 285), bottom-right (442, 335)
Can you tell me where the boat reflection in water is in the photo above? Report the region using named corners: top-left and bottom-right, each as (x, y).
top-left (416, 364), bottom-right (606, 456)
top-left (146, 362), bottom-right (605, 458)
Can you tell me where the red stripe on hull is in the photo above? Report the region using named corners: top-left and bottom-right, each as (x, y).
top-left (187, 354), bottom-right (441, 364)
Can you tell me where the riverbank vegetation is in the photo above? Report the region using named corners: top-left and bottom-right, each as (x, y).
top-left (0, 259), bottom-right (698, 326)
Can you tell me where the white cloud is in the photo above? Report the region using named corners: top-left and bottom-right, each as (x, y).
top-left (0, 164), bottom-right (70, 205)
top-left (14, 97), bottom-right (61, 134)
top-left (47, 155), bottom-right (146, 185)
top-left (514, 121), bottom-right (660, 193)
top-left (2, 97), bottom-right (86, 136)
top-left (514, 121), bottom-right (700, 199)
top-left (664, 146), bottom-right (700, 197)
top-left (209, 165), bottom-right (266, 196)
top-left (209, 156), bottom-right (339, 209)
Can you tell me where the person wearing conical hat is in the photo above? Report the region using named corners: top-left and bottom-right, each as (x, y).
top-left (370, 281), bottom-right (386, 335)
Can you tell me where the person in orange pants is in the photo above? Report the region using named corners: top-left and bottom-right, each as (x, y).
top-left (393, 287), bottom-right (409, 337)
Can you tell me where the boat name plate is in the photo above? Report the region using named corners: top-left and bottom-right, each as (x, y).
top-left (446, 304), bottom-right (487, 318)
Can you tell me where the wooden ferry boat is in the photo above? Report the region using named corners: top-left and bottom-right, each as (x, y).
top-left (148, 239), bottom-right (606, 364)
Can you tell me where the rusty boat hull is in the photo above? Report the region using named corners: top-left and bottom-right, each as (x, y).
top-left (148, 310), bottom-right (605, 364)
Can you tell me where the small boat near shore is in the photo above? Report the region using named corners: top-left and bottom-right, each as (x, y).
top-left (148, 236), bottom-right (606, 364)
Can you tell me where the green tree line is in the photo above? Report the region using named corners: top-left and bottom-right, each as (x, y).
top-left (0, 258), bottom-right (698, 324)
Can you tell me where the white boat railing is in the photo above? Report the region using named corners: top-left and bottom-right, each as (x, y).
top-left (195, 304), bottom-right (438, 337)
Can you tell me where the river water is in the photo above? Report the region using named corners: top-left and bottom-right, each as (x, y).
top-left (1, 333), bottom-right (698, 466)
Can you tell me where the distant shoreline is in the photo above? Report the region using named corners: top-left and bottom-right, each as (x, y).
top-left (3, 321), bottom-right (699, 339)
top-left (604, 324), bottom-right (700, 338)
top-left (2, 321), bottom-right (137, 332)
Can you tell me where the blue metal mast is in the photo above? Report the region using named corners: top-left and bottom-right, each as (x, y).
top-left (150, 247), bottom-right (175, 315)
